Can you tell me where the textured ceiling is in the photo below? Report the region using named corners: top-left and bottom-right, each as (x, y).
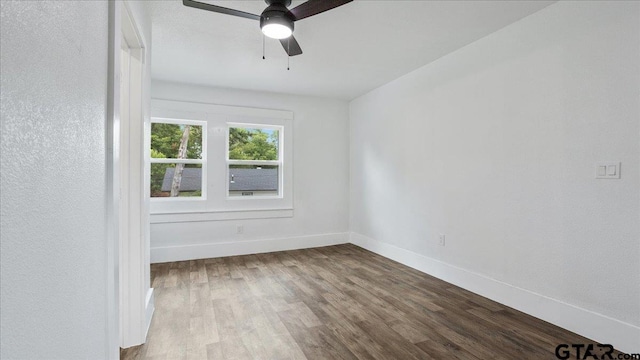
top-left (148, 0), bottom-right (554, 100)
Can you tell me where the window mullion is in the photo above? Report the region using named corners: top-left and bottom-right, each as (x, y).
top-left (226, 160), bottom-right (280, 166)
top-left (150, 158), bottom-right (204, 165)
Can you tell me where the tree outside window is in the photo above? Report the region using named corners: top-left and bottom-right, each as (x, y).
top-left (150, 121), bottom-right (205, 198)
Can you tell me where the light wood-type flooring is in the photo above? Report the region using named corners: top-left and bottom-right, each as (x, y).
top-left (121, 244), bottom-right (619, 360)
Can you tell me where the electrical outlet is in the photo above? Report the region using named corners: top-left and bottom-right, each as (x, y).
top-left (236, 225), bottom-right (244, 234)
top-left (596, 162), bottom-right (621, 179)
top-left (438, 234), bottom-right (446, 246)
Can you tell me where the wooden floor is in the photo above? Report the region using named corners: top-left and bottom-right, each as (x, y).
top-left (121, 244), bottom-right (611, 360)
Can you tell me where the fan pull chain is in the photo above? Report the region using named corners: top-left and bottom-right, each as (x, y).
top-left (287, 38), bottom-right (290, 70)
top-left (262, 35), bottom-right (265, 60)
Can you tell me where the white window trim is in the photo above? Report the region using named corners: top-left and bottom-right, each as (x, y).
top-left (149, 117), bottom-right (207, 203)
top-left (150, 209), bottom-right (294, 224)
top-left (149, 99), bottom-right (293, 221)
top-left (226, 122), bottom-right (284, 200)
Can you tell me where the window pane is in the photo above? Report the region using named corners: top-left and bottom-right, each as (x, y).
top-left (151, 163), bottom-right (202, 198)
top-left (228, 165), bottom-right (279, 197)
top-left (151, 123), bottom-right (203, 159)
top-left (228, 127), bottom-right (279, 161)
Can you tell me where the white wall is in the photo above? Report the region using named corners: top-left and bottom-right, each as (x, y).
top-left (0, 1), bottom-right (111, 359)
top-left (150, 81), bottom-right (350, 261)
top-left (350, 0), bottom-right (639, 353)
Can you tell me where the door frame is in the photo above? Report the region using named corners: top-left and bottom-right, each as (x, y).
top-left (107, 1), bottom-right (152, 357)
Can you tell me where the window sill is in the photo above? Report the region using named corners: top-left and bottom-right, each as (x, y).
top-left (150, 208), bottom-right (293, 224)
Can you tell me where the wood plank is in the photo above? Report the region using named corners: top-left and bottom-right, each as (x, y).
top-left (123, 245), bottom-right (621, 360)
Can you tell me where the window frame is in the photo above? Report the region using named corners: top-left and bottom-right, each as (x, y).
top-left (148, 99), bottom-right (293, 220)
top-left (225, 123), bottom-right (284, 200)
top-left (149, 117), bottom-right (208, 202)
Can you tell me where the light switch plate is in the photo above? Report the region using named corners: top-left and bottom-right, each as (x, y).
top-left (596, 162), bottom-right (621, 179)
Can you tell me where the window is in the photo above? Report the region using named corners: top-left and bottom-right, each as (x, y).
top-left (149, 119), bottom-right (206, 199)
top-left (227, 125), bottom-right (283, 198)
top-left (149, 99), bottom-right (293, 220)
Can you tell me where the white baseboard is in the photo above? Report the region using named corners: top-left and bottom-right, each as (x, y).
top-left (350, 232), bottom-right (639, 354)
top-left (151, 232), bottom-right (349, 263)
top-left (144, 288), bottom-right (154, 341)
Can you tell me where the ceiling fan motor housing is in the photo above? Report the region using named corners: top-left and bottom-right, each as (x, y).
top-left (265, 0), bottom-right (292, 6)
top-left (260, 2), bottom-right (295, 34)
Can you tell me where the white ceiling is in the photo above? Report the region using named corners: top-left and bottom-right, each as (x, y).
top-left (148, 0), bottom-right (554, 100)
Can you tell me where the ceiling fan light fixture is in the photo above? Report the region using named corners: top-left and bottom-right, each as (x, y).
top-left (261, 23), bottom-right (292, 39)
top-left (260, 10), bottom-right (294, 39)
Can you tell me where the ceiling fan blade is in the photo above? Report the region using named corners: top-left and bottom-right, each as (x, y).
top-left (288, 0), bottom-right (353, 21)
top-left (183, 0), bottom-right (260, 21)
top-left (280, 36), bottom-right (303, 56)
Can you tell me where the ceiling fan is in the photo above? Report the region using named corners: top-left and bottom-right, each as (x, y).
top-left (183, 0), bottom-right (353, 57)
